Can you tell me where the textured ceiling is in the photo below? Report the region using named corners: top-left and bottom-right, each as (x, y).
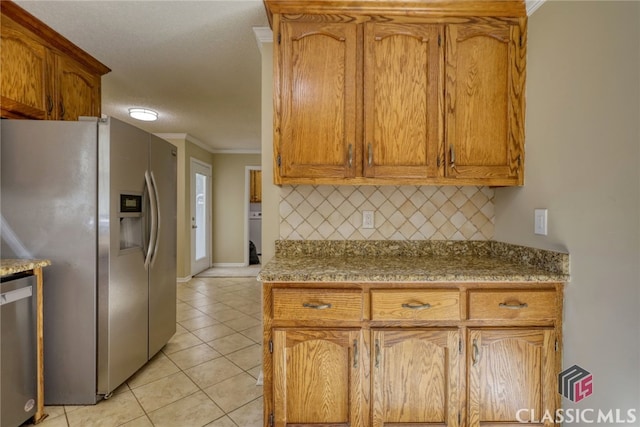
top-left (16, 0), bottom-right (270, 152)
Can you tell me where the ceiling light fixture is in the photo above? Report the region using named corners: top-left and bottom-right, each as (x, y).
top-left (128, 108), bottom-right (158, 121)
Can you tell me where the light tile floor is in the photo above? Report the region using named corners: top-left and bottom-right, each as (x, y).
top-left (27, 277), bottom-right (263, 427)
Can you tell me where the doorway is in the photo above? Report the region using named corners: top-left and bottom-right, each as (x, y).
top-left (245, 166), bottom-right (262, 266)
top-left (190, 158), bottom-right (212, 275)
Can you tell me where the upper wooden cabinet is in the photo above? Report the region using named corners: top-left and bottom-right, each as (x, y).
top-left (445, 23), bottom-right (525, 183)
top-left (0, 1), bottom-right (110, 121)
top-left (278, 21), bottom-right (358, 180)
top-left (267, 0), bottom-right (527, 186)
top-left (250, 169), bottom-right (263, 203)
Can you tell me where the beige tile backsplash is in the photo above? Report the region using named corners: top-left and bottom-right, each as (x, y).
top-left (279, 185), bottom-right (494, 240)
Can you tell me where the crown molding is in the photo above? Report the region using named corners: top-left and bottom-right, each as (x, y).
top-left (526, 0), bottom-right (546, 15)
top-left (155, 133), bottom-right (261, 155)
top-left (253, 26), bottom-right (273, 54)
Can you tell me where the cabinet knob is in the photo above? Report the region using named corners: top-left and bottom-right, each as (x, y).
top-left (368, 143), bottom-right (373, 167)
top-left (348, 144), bottom-right (353, 168)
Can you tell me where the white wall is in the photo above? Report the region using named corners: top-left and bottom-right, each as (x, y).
top-left (495, 1), bottom-right (640, 415)
top-left (260, 41), bottom-right (279, 265)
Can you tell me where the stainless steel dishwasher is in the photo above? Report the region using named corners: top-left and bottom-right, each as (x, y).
top-left (1, 272), bottom-right (37, 427)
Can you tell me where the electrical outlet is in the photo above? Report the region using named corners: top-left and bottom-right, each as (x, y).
top-left (362, 211), bottom-right (374, 229)
top-left (534, 208), bottom-right (548, 235)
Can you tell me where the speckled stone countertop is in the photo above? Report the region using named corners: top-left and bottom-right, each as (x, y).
top-left (257, 240), bottom-right (569, 283)
top-left (1, 259), bottom-right (52, 277)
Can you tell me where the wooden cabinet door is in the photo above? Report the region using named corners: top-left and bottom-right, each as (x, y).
top-left (468, 329), bottom-right (556, 427)
top-left (372, 329), bottom-right (461, 426)
top-left (272, 329), bottom-right (364, 426)
top-left (278, 21), bottom-right (357, 180)
top-left (364, 23), bottom-right (443, 179)
top-left (445, 21), bottom-right (525, 184)
top-left (250, 170), bottom-right (262, 203)
top-left (55, 54), bottom-right (101, 120)
top-left (0, 18), bottom-right (50, 119)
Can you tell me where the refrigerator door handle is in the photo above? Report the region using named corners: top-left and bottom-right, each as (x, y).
top-left (144, 170), bottom-right (158, 270)
top-left (149, 171), bottom-right (161, 265)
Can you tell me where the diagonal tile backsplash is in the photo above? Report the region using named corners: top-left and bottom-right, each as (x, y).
top-left (279, 185), bottom-right (494, 240)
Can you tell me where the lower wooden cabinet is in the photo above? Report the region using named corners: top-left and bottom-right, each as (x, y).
top-left (468, 328), bottom-right (557, 426)
top-left (263, 283), bottom-right (563, 427)
top-left (372, 329), bottom-right (460, 426)
top-left (272, 329), bottom-right (364, 426)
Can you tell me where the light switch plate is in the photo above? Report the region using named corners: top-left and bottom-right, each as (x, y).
top-left (534, 208), bottom-right (548, 235)
top-left (362, 211), bottom-right (374, 229)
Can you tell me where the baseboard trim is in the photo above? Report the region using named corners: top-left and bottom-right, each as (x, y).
top-left (177, 275), bottom-right (192, 283)
top-left (212, 263), bottom-right (248, 268)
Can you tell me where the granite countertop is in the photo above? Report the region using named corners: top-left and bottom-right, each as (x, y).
top-left (258, 240), bottom-right (570, 283)
top-left (1, 259), bottom-right (52, 277)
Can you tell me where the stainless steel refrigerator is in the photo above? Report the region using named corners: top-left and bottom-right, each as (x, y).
top-left (0, 117), bottom-right (177, 404)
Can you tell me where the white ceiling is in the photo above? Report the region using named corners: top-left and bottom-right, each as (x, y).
top-left (16, 0), bottom-right (270, 152)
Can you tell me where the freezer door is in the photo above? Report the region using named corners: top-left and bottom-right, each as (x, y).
top-left (1, 119), bottom-right (99, 405)
top-left (148, 134), bottom-right (177, 357)
top-left (97, 118), bottom-right (149, 395)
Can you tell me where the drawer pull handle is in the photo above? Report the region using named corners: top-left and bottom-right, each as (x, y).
top-left (302, 302), bottom-right (332, 310)
top-left (472, 338), bottom-right (480, 366)
top-left (375, 339), bottom-right (380, 368)
top-left (499, 302), bottom-right (529, 310)
top-left (402, 302), bottom-right (431, 310)
top-left (353, 339), bottom-right (358, 368)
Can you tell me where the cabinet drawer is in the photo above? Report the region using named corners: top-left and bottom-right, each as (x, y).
top-left (468, 290), bottom-right (557, 321)
top-left (273, 288), bottom-right (363, 321)
top-left (371, 290), bottom-right (460, 321)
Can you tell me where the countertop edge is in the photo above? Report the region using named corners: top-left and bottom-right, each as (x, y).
top-left (1, 259), bottom-right (52, 277)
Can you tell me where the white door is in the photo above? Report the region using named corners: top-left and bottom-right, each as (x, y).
top-left (190, 158), bottom-right (211, 275)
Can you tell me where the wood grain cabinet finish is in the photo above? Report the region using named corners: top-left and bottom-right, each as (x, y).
top-left (277, 20), bottom-right (358, 180)
top-left (268, 0), bottom-right (527, 186)
top-left (263, 282), bottom-right (563, 427)
top-left (0, 16), bottom-right (50, 119)
top-left (54, 54), bottom-right (102, 120)
top-left (250, 170), bottom-right (262, 203)
top-left (445, 22), bottom-right (526, 185)
top-left (0, 2), bottom-right (109, 121)
top-left (363, 23), bottom-right (443, 180)
top-left (468, 328), bottom-right (556, 426)
top-left (272, 329), bottom-right (364, 426)
top-left (372, 329), bottom-right (461, 426)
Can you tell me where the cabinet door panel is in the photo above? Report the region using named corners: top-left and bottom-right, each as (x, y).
top-left (468, 329), bottom-right (556, 426)
top-left (364, 23), bottom-right (442, 179)
top-left (279, 21), bottom-right (357, 179)
top-left (372, 329), bottom-right (460, 426)
top-left (445, 22), bottom-right (524, 184)
top-left (56, 55), bottom-right (101, 121)
top-left (273, 329), bottom-right (363, 426)
top-left (0, 19), bottom-right (49, 119)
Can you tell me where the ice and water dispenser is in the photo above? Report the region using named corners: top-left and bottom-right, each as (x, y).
top-left (119, 194), bottom-right (143, 251)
